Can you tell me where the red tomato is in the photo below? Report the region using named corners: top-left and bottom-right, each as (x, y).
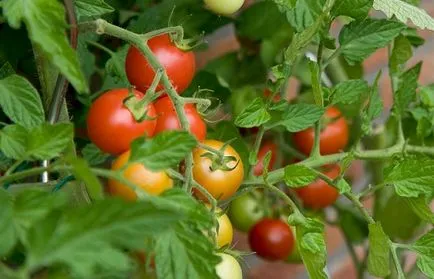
top-left (248, 218), bottom-right (294, 261)
top-left (295, 165), bottom-right (340, 209)
top-left (154, 96), bottom-right (206, 141)
top-left (125, 34), bottom-right (196, 94)
top-left (253, 141), bottom-right (277, 176)
top-left (293, 107), bottom-right (349, 155)
top-left (87, 89), bottom-right (157, 155)
top-left (263, 89), bottom-right (281, 103)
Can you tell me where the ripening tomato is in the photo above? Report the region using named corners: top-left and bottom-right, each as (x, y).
top-left (154, 96), bottom-right (206, 141)
top-left (108, 150), bottom-right (173, 200)
top-left (215, 208), bottom-right (234, 248)
top-left (253, 141), bottom-right (277, 176)
top-left (204, 0), bottom-right (245, 15)
top-left (125, 34), bottom-right (195, 94)
top-left (248, 218), bottom-right (294, 261)
top-left (215, 253), bottom-right (243, 279)
top-left (228, 192), bottom-right (265, 232)
top-left (293, 107), bottom-right (349, 155)
top-left (295, 165), bottom-right (340, 209)
top-left (193, 140), bottom-right (244, 200)
top-left (87, 88), bottom-right (157, 155)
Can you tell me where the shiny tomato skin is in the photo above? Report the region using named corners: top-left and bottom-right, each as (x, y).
top-left (87, 89), bottom-right (157, 155)
top-left (248, 218), bottom-right (294, 261)
top-left (228, 192), bottom-right (265, 232)
top-left (216, 209), bottom-right (234, 248)
top-left (295, 165), bottom-right (340, 209)
top-left (193, 140), bottom-right (244, 200)
top-left (253, 141), bottom-right (277, 176)
top-left (108, 151), bottom-right (173, 200)
top-left (293, 107), bottom-right (349, 155)
top-left (125, 34), bottom-right (195, 94)
top-left (215, 253), bottom-right (243, 279)
top-left (154, 96), bottom-right (206, 141)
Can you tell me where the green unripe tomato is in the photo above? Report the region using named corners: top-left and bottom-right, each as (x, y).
top-left (215, 253), bottom-right (243, 279)
top-left (204, 0), bottom-right (245, 15)
top-left (228, 192), bottom-right (264, 232)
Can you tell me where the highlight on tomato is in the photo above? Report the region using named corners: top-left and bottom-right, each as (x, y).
top-left (204, 0), bottom-right (245, 15)
top-left (154, 96), bottom-right (207, 141)
top-left (293, 106), bottom-right (349, 155)
top-left (192, 140), bottom-right (244, 200)
top-left (86, 88), bottom-right (157, 155)
top-left (248, 218), bottom-right (294, 261)
top-left (108, 150), bottom-right (173, 200)
top-left (295, 164), bottom-right (341, 209)
top-left (125, 34), bottom-right (196, 94)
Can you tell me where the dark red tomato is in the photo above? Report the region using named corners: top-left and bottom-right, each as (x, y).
top-left (295, 165), bottom-right (340, 209)
top-left (248, 219), bottom-right (294, 261)
top-left (125, 34), bottom-right (196, 94)
top-left (87, 89), bottom-right (157, 155)
top-left (154, 96), bottom-right (206, 141)
top-left (293, 107), bottom-right (349, 155)
top-left (263, 89), bottom-right (281, 103)
top-left (253, 141), bottom-right (277, 176)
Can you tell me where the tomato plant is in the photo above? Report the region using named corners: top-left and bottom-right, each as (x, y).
top-left (154, 96), bottom-right (206, 141)
top-left (294, 164), bottom-right (341, 209)
top-left (248, 218), bottom-right (294, 261)
top-left (87, 88), bottom-right (157, 155)
top-left (1, 0), bottom-right (434, 279)
top-left (293, 107), bottom-right (349, 155)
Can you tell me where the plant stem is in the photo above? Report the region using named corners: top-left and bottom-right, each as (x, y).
top-left (79, 19), bottom-right (195, 192)
top-left (4, 160), bottom-right (24, 176)
top-left (391, 243), bottom-right (406, 279)
top-left (323, 48), bottom-right (341, 69)
top-left (263, 181), bottom-right (304, 218)
top-left (249, 127), bottom-right (266, 178)
top-left (310, 121), bottom-right (322, 158)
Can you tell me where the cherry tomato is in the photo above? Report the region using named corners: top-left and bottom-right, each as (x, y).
top-left (193, 140), bottom-right (244, 200)
top-left (108, 150), bottom-right (173, 200)
top-left (125, 34), bottom-right (195, 94)
top-left (215, 207), bottom-right (234, 248)
top-left (248, 218), bottom-right (294, 261)
top-left (263, 89), bottom-right (281, 103)
top-left (228, 192), bottom-right (264, 232)
top-left (295, 165), bottom-right (340, 209)
top-left (253, 141), bottom-right (277, 176)
top-left (215, 253), bottom-right (243, 279)
top-left (293, 106), bottom-right (349, 155)
top-left (204, 0), bottom-right (245, 15)
top-left (87, 88), bottom-right (157, 155)
top-left (154, 96), bottom-right (206, 141)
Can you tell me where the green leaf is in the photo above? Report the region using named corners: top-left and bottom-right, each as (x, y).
top-left (3, 0), bottom-right (88, 93)
top-left (331, 0), bottom-right (373, 20)
top-left (82, 143), bottom-right (111, 166)
top-left (0, 125), bottom-right (28, 160)
top-left (0, 60), bottom-right (15, 79)
top-left (0, 188), bottom-right (15, 256)
top-left (389, 35), bottom-right (413, 74)
top-left (417, 255), bottom-right (434, 278)
top-left (383, 158), bottom-right (434, 198)
top-left (75, 0), bottom-right (114, 19)
top-left (339, 19), bottom-right (406, 64)
top-left (0, 75), bottom-right (44, 128)
top-left (0, 123), bottom-right (73, 160)
top-left (336, 179), bottom-right (351, 194)
top-left (416, 117), bottom-right (432, 139)
top-left (405, 196), bottom-right (434, 224)
top-left (308, 60), bottom-right (323, 107)
top-left (296, 218), bottom-right (328, 279)
top-left (419, 85), bottom-right (434, 107)
top-left (373, 0), bottom-right (434, 31)
top-left (367, 223), bottom-right (391, 277)
top-left (129, 131), bottom-right (197, 171)
top-left (284, 164), bottom-right (317, 188)
top-left (286, 0), bottom-right (325, 32)
top-left (411, 230), bottom-right (434, 257)
top-left (361, 71), bottom-right (383, 135)
top-left (273, 104), bottom-right (324, 132)
top-left (234, 98), bottom-right (271, 128)
top-left (26, 197), bottom-right (184, 278)
top-left (330, 79), bottom-right (369, 105)
top-left (65, 156), bottom-right (104, 201)
top-left (394, 62), bottom-right (421, 115)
